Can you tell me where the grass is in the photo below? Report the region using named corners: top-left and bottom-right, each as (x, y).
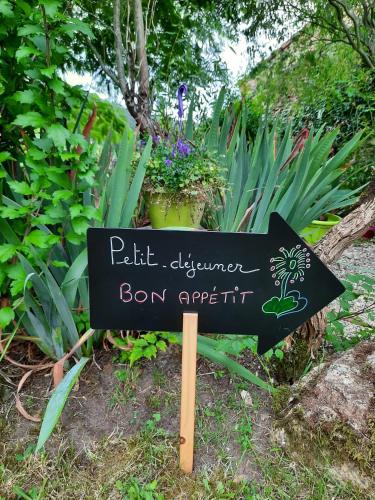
top-left (109, 365), bottom-right (140, 408)
top-left (0, 353), bottom-right (372, 499)
top-left (0, 424), bottom-right (367, 499)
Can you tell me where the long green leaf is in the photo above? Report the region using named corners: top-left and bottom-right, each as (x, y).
top-left (121, 137), bottom-right (152, 227)
top-left (185, 95), bottom-right (194, 141)
top-left (37, 260), bottom-right (80, 351)
top-left (61, 248), bottom-right (88, 308)
top-left (174, 333), bottom-right (274, 393)
top-left (35, 357), bottom-right (89, 452)
top-left (19, 255), bottom-right (54, 327)
top-left (0, 218), bottom-right (21, 245)
top-left (106, 129), bottom-right (135, 227)
top-left (206, 87), bottom-right (226, 151)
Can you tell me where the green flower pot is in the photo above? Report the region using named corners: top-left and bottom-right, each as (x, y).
top-left (300, 213), bottom-right (341, 245)
top-left (147, 192), bottom-right (205, 229)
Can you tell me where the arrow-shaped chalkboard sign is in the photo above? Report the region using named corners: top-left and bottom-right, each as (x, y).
top-left (87, 213), bottom-right (344, 354)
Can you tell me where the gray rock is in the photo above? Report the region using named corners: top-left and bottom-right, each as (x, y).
top-left (273, 340), bottom-right (375, 491)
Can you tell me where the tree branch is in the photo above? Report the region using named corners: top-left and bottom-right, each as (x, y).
top-left (86, 39), bottom-right (119, 86)
top-left (113, 0), bottom-right (131, 100)
top-left (133, 0), bottom-right (150, 110)
top-left (328, 0), bottom-right (375, 69)
top-left (315, 174), bottom-right (375, 265)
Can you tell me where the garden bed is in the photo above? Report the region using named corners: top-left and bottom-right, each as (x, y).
top-left (1, 241), bottom-right (374, 498)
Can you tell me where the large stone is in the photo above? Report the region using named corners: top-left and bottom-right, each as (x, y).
top-left (273, 340), bottom-right (375, 491)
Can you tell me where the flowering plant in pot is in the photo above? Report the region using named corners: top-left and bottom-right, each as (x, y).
top-left (144, 86), bottom-right (225, 229)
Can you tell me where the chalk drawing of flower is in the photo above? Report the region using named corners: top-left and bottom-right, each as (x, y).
top-left (263, 245), bottom-right (310, 318)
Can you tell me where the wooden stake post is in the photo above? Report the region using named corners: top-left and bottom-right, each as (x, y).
top-left (179, 312), bottom-right (198, 473)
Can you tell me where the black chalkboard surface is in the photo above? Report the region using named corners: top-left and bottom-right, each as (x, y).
top-left (87, 213), bottom-right (344, 354)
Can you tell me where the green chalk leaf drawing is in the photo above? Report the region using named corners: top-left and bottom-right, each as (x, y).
top-left (262, 296), bottom-right (298, 318)
top-left (262, 244), bottom-right (310, 319)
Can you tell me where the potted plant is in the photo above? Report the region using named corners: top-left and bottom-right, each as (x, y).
top-left (144, 85), bottom-right (225, 229)
top-left (300, 213), bottom-right (342, 244)
top-left (145, 137), bottom-right (224, 228)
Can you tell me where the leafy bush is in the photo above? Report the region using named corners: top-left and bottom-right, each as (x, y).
top-left (0, 0), bottom-right (97, 329)
top-left (246, 39), bottom-right (375, 194)
top-left (200, 92), bottom-right (364, 233)
top-left (6, 129), bottom-right (152, 359)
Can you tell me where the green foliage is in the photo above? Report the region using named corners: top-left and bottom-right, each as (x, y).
top-left (325, 273), bottom-right (375, 352)
top-left (239, 1), bottom-right (375, 71)
top-left (69, 93), bottom-right (129, 144)
top-left (203, 93), bottom-right (364, 233)
top-left (72, 0), bottom-right (235, 103)
top-left (236, 414), bottom-right (253, 452)
top-left (106, 133), bottom-right (152, 228)
top-left (174, 333), bottom-right (275, 393)
top-left (18, 253), bottom-right (82, 359)
top-left (248, 40), bottom-right (374, 194)
top-left (115, 477), bottom-right (163, 500)
top-left (21, 129), bottom-right (148, 355)
top-left (145, 137), bottom-right (225, 201)
top-left (0, 0), bottom-right (98, 308)
top-left (116, 332), bottom-right (177, 366)
top-left (144, 413), bottom-right (162, 433)
top-left (35, 357), bottom-right (89, 453)
top-left (0, 306), bottom-right (15, 329)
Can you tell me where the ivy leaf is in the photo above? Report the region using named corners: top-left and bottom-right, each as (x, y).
top-left (25, 230), bottom-right (59, 248)
top-left (47, 123), bottom-right (70, 149)
top-left (13, 111), bottom-right (46, 128)
top-left (69, 204), bottom-right (82, 219)
top-left (71, 217), bottom-right (90, 235)
top-left (13, 89), bottom-right (35, 104)
top-left (0, 307), bottom-right (14, 329)
top-left (18, 24), bottom-right (43, 36)
top-left (7, 181), bottom-right (34, 196)
top-left (48, 79), bottom-right (65, 94)
top-left (0, 0), bottom-right (13, 17)
top-left (40, 0), bottom-right (60, 17)
top-left (61, 19), bottom-right (94, 38)
top-left (0, 151), bottom-right (12, 163)
top-left (0, 244), bottom-right (18, 262)
top-left (40, 65), bottom-right (57, 78)
top-left (16, 45), bottom-right (40, 61)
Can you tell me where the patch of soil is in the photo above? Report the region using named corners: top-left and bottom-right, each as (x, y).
top-left (1, 345), bottom-right (273, 479)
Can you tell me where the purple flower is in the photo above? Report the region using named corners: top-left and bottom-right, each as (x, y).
top-left (152, 135), bottom-right (161, 145)
top-left (165, 159), bottom-right (172, 167)
top-left (177, 83), bottom-right (188, 119)
top-left (176, 139), bottom-right (191, 157)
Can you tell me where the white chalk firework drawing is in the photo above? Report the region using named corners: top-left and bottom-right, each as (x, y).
top-left (262, 245), bottom-right (311, 318)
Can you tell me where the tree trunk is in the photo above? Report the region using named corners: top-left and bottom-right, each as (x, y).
top-left (112, 0), bottom-right (159, 135)
top-left (133, 0), bottom-right (150, 125)
top-left (274, 175), bottom-right (375, 383)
